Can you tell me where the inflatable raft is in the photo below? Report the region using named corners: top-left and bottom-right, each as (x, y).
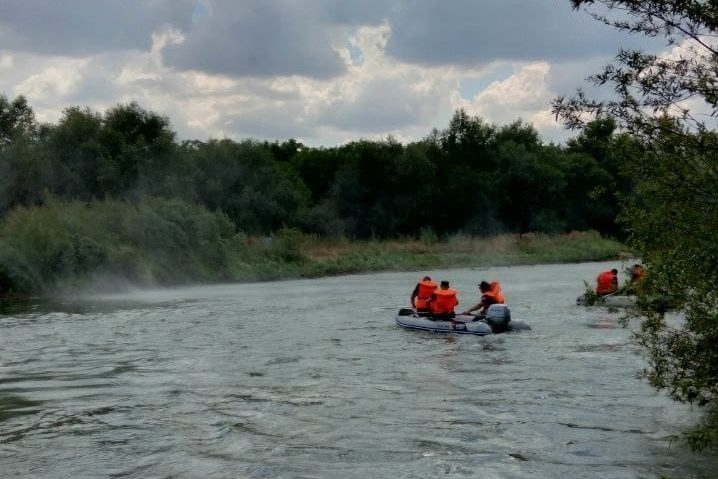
top-left (395, 304), bottom-right (531, 336)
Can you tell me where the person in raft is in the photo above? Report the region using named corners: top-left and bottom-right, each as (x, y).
top-left (462, 280), bottom-right (505, 316)
top-left (595, 268), bottom-right (619, 296)
top-left (410, 276), bottom-right (437, 313)
top-left (426, 280), bottom-right (458, 320)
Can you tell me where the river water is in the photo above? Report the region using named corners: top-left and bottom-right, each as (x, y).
top-left (1, 261), bottom-right (717, 478)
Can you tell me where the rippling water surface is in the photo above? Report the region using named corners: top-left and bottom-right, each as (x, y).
top-left (2, 261), bottom-right (717, 478)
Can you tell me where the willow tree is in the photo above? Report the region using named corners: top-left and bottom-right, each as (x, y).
top-left (553, 0), bottom-right (718, 450)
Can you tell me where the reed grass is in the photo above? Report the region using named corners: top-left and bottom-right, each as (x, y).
top-left (299, 231), bottom-right (627, 276)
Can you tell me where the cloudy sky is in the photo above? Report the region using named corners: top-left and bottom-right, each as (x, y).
top-left (0, 0), bottom-right (664, 145)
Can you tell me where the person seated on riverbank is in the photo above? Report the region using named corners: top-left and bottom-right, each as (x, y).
top-left (595, 269), bottom-right (619, 296)
top-left (461, 280), bottom-right (505, 317)
top-left (410, 276), bottom-right (437, 313)
top-left (427, 280), bottom-right (458, 319)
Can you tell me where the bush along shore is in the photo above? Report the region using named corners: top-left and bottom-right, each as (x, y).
top-left (0, 197), bottom-right (628, 299)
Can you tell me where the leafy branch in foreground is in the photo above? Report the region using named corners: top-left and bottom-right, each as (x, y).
top-left (554, 0), bottom-right (718, 450)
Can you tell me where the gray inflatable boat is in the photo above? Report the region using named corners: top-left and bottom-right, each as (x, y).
top-left (395, 304), bottom-right (531, 336)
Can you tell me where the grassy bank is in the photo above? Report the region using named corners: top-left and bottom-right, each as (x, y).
top-left (0, 198), bottom-right (629, 298)
top-left (299, 231), bottom-right (628, 277)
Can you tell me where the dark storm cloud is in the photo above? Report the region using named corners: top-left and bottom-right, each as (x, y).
top-left (162, 0), bottom-right (347, 79)
top-left (0, 0), bottom-right (195, 55)
top-left (383, 0), bottom-right (659, 66)
top-left (161, 0), bottom-right (663, 80)
top-left (1, 1), bottom-right (661, 80)
top-left (315, 0), bottom-right (391, 26)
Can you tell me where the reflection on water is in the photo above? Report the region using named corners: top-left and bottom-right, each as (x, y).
top-left (1, 261), bottom-right (717, 478)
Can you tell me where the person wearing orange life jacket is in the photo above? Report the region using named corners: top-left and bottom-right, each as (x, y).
top-left (462, 280), bottom-right (505, 316)
top-left (427, 280), bottom-right (459, 319)
top-left (411, 276), bottom-right (437, 312)
top-left (630, 264), bottom-right (646, 284)
top-left (626, 264), bottom-right (646, 293)
top-left (595, 269), bottom-right (619, 296)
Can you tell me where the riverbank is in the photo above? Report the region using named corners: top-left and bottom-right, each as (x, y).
top-left (182, 230), bottom-right (629, 286)
top-left (297, 231), bottom-right (629, 279)
top-left (0, 197), bottom-right (629, 299)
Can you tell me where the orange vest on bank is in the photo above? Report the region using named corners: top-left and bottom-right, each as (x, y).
top-left (414, 280), bottom-right (437, 309)
top-left (430, 288), bottom-right (458, 315)
top-left (633, 267), bottom-right (645, 283)
top-left (596, 271), bottom-right (617, 295)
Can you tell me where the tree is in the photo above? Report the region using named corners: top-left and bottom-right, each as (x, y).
top-left (492, 121), bottom-right (566, 234)
top-left (186, 139), bottom-right (309, 235)
top-left (46, 107), bottom-right (105, 200)
top-left (0, 95), bottom-right (48, 214)
top-left (100, 102), bottom-right (177, 197)
top-left (565, 118), bottom-right (638, 236)
top-left (553, 0), bottom-right (718, 450)
top-left (436, 109), bottom-right (499, 235)
top-left (0, 94), bottom-right (36, 147)
top-left (45, 103), bottom-right (178, 201)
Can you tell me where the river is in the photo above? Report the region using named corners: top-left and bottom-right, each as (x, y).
top-left (1, 261), bottom-right (716, 478)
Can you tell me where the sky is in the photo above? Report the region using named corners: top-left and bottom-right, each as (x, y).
top-left (0, 0), bottom-right (666, 146)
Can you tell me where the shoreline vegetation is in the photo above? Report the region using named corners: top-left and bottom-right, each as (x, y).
top-left (1, 96), bottom-right (634, 301)
top-left (0, 197), bottom-right (628, 300)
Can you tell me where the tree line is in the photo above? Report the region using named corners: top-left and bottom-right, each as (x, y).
top-left (0, 96), bottom-right (637, 240)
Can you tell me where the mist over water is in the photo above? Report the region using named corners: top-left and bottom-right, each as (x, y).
top-left (1, 261), bottom-right (717, 478)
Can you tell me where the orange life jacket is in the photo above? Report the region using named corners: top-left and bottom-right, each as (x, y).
top-left (430, 288), bottom-right (458, 315)
top-left (414, 280), bottom-right (437, 309)
top-left (596, 271), bottom-right (617, 295)
top-left (486, 281), bottom-right (505, 304)
top-left (633, 267), bottom-right (645, 283)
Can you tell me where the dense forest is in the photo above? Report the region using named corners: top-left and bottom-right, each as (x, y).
top-left (0, 95), bottom-right (635, 238)
top-left (0, 95), bottom-right (636, 295)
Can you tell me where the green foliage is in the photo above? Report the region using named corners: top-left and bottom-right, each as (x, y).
top-left (268, 228), bottom-right (305, 263)
top-left (40, 103), bottom-right (179, 201)
top-left (0, 95), bottom-right (636, 299)
top-left (419, 227), bottom-right (439, 244)
top-left (554, 0), bottom-right (718, 450)
top-left (0, 198), bottom-right (237, 293)
top-left (0, 94), bottom-right (632, 242)
top-left (578, 281), bottom-right (606, 306)
top-left (684, 417), bottom-right (718, 452)
top-left (0, 94), bottom-right (36, 147)
top-left (184, 139), bottom-right (310, 234)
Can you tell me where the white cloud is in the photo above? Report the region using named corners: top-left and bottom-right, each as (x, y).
top-left (449, 61), bottom-right (576, 140)
top-left (15, 59), bottom-right (87, 99)
top-left (0, 54), bottom-right (13, 70)
top-left (480, 63), bottom-right (551, 107)
top-left (456, 62), bottom-right (551, 120)
top-left (2, 2), bottom-right (658, 145)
